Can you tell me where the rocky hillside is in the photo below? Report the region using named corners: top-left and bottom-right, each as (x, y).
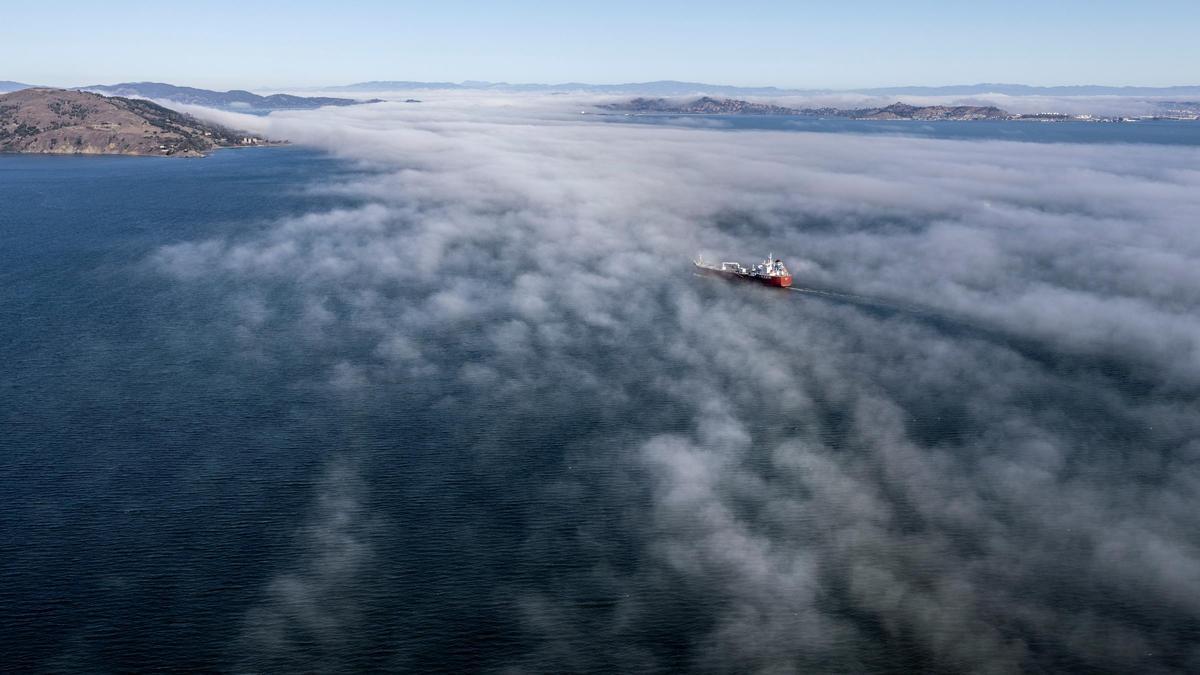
top-left (0, 88), bottom-right (268, 157)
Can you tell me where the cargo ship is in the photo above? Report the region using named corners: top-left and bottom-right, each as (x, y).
top-left (693, 254), bottom-right (793, 288)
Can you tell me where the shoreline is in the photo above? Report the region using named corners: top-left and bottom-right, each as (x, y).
top-left (0, 141), bottom-right (290, 159)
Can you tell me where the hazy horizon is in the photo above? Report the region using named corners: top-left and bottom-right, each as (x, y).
top-left (7, 77), bottom-right (1200, 94)
top-left (5, 1), bottom-right (1200, 91)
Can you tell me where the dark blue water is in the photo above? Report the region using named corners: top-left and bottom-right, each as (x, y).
top-left (2, 142), bottom-right (1198, 673)
top-left (607, 114), bottom-right (1200, 145)
top-left (0, 148), bottom-right (685, 672)
top-left (0, 148), bottom-right (374, 669)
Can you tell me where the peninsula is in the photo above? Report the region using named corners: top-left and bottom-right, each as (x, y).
top-left (0, 88), bottom-right (271, 157)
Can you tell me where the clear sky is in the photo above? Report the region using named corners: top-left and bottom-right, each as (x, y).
top-left (4, 0), bottom-right (1198, 90)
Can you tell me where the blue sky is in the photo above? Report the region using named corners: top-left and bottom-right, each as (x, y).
top-left (4, 1), bottom-right (1198, 89)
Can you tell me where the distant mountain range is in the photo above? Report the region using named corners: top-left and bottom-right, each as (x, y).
top-left (5, 79), bottom-right (1200, 100)
top-left (326, 80), bottom-right (800, 96)
top-left (856, 83), bottom-right (1200, 97)
top-left (1, 81), bottom-right (379, 111)
top-left (79, 82), bottom-right (380, 111)
top-left (0, 81), bottom-right (35, 93)
top-left (0, 88), bottom-right (269, 157)
top-left (327, 80), bottom-right (1200, 97)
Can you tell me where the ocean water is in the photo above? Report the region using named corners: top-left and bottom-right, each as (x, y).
top-left (1, 148), bottom-right (376, 670)
top-left (2, 126), bottom-right (1199, 673)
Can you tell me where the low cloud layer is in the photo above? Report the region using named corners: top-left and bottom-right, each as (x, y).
top-left (273, 86), bottom-right (1188, 117)
top-left (162, 97), bottom-right (1200, 672)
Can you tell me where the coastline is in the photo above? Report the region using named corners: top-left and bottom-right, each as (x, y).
top-left (0, 141), bottom-right (289, 159)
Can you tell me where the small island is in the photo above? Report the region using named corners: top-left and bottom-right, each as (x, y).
top-left (0, 88), bottom-right (275, 157)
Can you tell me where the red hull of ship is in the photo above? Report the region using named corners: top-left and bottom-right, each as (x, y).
top-left (698, 265), bottom-right (792, 288)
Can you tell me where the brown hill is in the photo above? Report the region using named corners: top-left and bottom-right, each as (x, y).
top-left (0, 88), bottom-right (268, 157)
